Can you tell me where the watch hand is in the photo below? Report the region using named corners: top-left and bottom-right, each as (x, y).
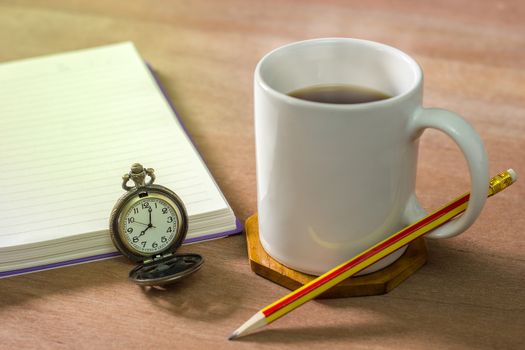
top-left (148, 207), bottom-right (152, 225)
top-left (137, 223), bottom-right (157, 238)
top-left (134, 221), bottom-right (149, 226)
top-left (132, 220), bottom-right (156, 228)
top-left (138, 226), bottom-right (150, 237)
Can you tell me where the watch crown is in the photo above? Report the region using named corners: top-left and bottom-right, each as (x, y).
top-left (122, 163), bottom-right (156, 191)
top-left (131, 163), bottom-right (144, 174)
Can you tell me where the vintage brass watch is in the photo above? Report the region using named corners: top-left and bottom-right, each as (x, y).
top-left (109, 163), bottom-right (203, 286)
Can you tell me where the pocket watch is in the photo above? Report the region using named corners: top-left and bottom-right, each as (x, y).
top-left (109, 163), bottom-right (203, 286)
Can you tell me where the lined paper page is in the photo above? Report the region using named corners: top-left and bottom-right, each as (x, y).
top-left (0, 42), bottom-right (231, 248)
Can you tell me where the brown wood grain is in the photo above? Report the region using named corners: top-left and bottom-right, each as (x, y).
top-left (245, 214), bottom-right (428, 299)
top-left (0, 1), bottom-right (524, 349)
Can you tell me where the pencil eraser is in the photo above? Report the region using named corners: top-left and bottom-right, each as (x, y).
top-left (507, 168), bottom-right (518, 182)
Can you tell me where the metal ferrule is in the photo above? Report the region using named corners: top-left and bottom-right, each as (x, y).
top-left (488, 170), bottom-right (515, 197)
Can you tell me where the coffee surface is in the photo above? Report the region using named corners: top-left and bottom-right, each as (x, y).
top-left (288, 84), bottom-right (391, 104)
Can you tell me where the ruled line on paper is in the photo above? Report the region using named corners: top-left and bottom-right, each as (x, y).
top-left (0, 42), bottom-right (229, 246)
top-left (2, 218), bottom-right (109, 240)
top-left (4, 167), bottom-right (210, 205)
top-left (3, 157), bottom-right (195, 191)
top-left (0, 135), bottom-right (188, 173)
top-left (1, 176), bottom-right (203, 216)
top-left (2, 179), bottom-right (203, 219)
top-left (0, 150), bottom-right (192, 184)
top-left (0, 94), bottom-right (170, 126)
top-left (0, 106), bottom-right (168, 141)
top-left (2, 190), bottom-right (210, 232)
top-left (0, 144), bottom-right (193, 182)
top-left (1, 117), bottom-right (172, 148)
top-left (4, 166), bottom-right (199, 199)
top-left (0, 83), bottom-right (157, 117)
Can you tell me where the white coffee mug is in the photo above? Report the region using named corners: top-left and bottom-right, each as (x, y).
top-left (254, 38), bottom-right (489, 276)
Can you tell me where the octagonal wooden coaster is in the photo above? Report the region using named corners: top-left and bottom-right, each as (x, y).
top-left (245, 213), bottom-right (427, 299)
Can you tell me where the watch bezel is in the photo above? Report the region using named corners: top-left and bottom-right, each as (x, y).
top-left (109, 184), bottom-right (188, 263)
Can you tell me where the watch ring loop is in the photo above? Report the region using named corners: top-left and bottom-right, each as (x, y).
top-left (121, 163), bottom-right (156, 191)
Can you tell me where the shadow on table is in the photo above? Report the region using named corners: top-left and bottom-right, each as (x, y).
top-left (291, 239), bottom-right (522, 349)
top-left (139, 238), bottom-right (249, 321)
top-left (233, 239), bottom-right (524, 348)
top-left (236, 321), bottom-right (404, 344)
top-left (0, 256), bottom-right (127, 309)
top-left (0, 233), bottom-right (249, 313)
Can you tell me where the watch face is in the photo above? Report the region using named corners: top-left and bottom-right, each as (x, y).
top-left (120, 196), bottom-right (180, 255)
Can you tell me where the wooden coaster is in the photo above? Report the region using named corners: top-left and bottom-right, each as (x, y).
top-left (245, 214), bottom-right (427, 299)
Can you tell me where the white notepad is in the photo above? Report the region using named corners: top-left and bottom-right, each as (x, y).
top-left (0, 42), bottom-right (241, 277)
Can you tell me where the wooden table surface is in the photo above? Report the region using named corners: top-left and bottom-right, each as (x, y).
top-left (1, 1), bottom-right (524, 349)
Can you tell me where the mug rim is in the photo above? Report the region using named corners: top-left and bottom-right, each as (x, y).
top-left (254, 37), bottom-right (423, 110)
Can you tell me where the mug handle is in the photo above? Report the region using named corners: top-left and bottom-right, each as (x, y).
top-left (404, 107), bottom-right (489, 239)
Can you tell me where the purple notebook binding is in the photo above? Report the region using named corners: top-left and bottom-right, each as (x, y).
top-left (0, 65), bottom-right (243, 278)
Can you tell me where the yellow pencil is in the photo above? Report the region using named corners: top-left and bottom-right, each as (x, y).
top-left (230, 169), bottom-right (517, 340)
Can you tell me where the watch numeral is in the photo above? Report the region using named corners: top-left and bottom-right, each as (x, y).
top-left (132, 236), bottom-right (139, 243)
top-left (127, 217), bottom-right (135, 224)
top-left (133, 208), bottom-right (139, 214)
top-left (141, 202), bottom-right (150, 209)
top-left (152, 242), bottom-right (158, 249)
top-left (166, 227), bottom-right (172, 233)
top-left (162, 208), bottom-right (168, 214)
top-left (161, 236), bottom-right (167, 243)
top-left (127, 227), bottom-right (133, 234)
top-left (141, 241), bottom-right (147, 247)
top-left (167, 216), bottom-right (173, 223)
top-left (154, 202), bottom-right (158, 208)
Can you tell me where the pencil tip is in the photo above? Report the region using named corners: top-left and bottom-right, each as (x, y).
top-left (229, 311), bottom-right (266, 340)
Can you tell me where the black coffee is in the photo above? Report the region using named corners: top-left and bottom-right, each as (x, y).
top-left (288, 84), bottom-right (391, 104)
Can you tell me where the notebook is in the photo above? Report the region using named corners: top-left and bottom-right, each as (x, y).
top-left (0, 42), bottom-right (242, 278)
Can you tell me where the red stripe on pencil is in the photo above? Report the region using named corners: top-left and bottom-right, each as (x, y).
top-left (229, 169), bottom-right (517, 340)
top-left (263, 193), bottom-right (470, 317)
